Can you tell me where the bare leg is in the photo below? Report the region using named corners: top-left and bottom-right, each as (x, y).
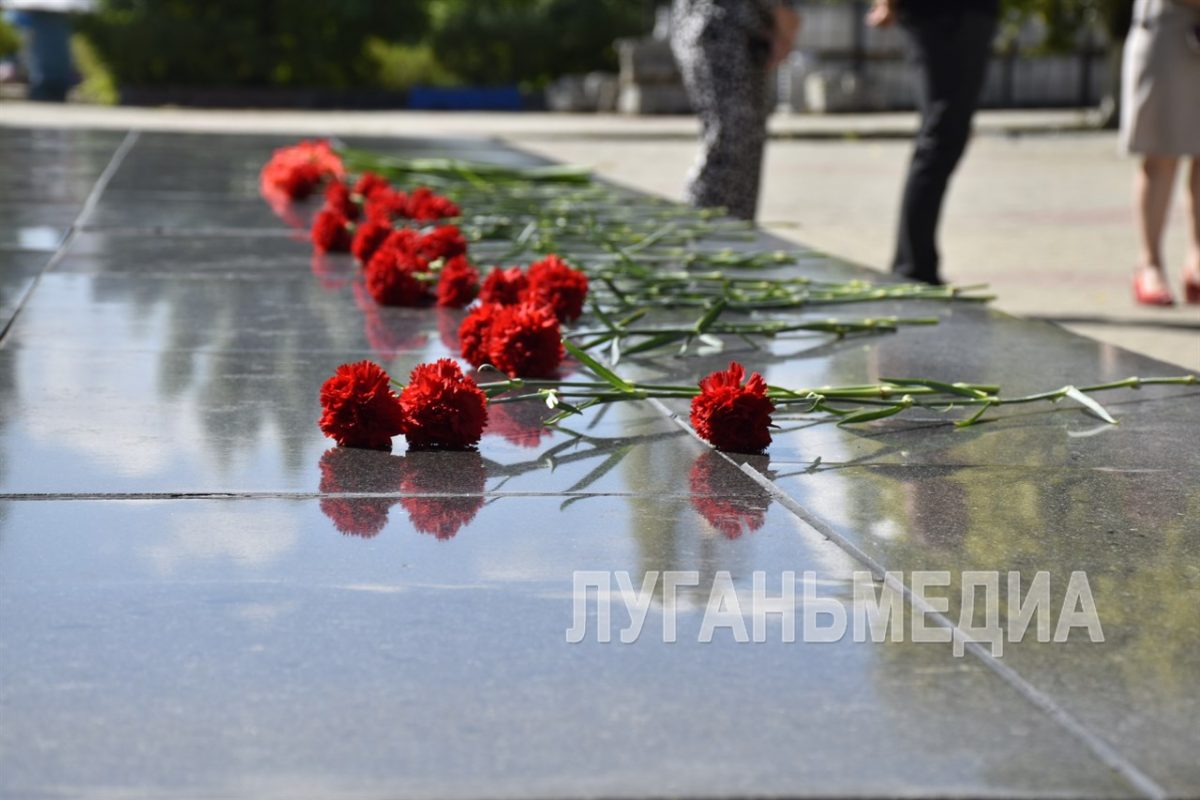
top-left (1135, 155), bottom-right (1179, 295)
top-left (1186, 158), bottom-right (1200, 283)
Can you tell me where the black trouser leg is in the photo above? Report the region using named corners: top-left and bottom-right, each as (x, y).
top-left (892, 10), bottom-right (997, 284)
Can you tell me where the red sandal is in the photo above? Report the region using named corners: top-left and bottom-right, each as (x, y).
top-left (1184, 275), bottom-right (1200, 305)
top-left (1133, 269), bottom-right (1175, 307)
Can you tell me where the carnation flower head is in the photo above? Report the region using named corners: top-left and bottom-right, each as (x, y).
top-left (311, 208), bottom-right (352, 253)
top-left (364, 186), bottom-right (410, 220)
top-left (479, 266), bottom-right (529, 305)
top-left (318, 361), bottom-right (407, 450)
top-left (486, 301), bottom-right (563, 378)
top-left (365, 255), bottom-right (431, 307)
top-left (324, 180), bottom-right (359, 220)
top-left (689, 362), bottom-right (775, 454)
top-left (373, 227), bottom-right (429, 269)
top-left (418, 225), bottom-right (468, 263)
top-left (364, 229), bottom-right (434, 306)
top-left (351, 213), bottom-right (394, 263)
top-left (436, 255), bottom-right (480, 308)
top-left (398, 358), bottom-right (489, 450)
top-left (406, 186), bottom-right (461, 221)
top-left (526, 254), bottom-right (589, 322)
top-left (353, 172), bottom-right (391, 200)
top-left (260, 139), bottom-right (344, 200)
top-left (458, 302), bottom-right (503, 367)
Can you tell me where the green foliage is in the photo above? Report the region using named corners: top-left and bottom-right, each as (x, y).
top-left (368, 39), bottom-right (456, 90)
top-left (427, 0), bottom-right (652, 87)
top-left (78, 0), bottom-right (430, 87)
top-left (0, 15), bottom-right (20, 58)
top-left (998, 0), bottom-right (1130, 51)
top-left (70, 34), bottom-right (119, 104)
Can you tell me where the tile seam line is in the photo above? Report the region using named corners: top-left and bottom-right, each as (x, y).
top-left (0, 491), bottom-right (725, 501)
top-left (642, 398), bottom-right (1166, 800)
top-left (0, 129), bottom-right (140, 346)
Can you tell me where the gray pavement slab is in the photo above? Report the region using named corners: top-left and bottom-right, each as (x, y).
top-left (1, 123), bottom-right (1197, 798)
top-left (767, 463), bottom-right (1200, 793)
top-left (0, 496), bottom-right (1133, 800)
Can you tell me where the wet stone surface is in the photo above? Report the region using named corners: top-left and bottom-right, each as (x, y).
top-left (0, 126), bottom-right (1196, 799)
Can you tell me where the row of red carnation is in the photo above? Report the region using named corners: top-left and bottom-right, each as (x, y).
top-left (262, 142), bottom-right (774, 455)
top-left (319, 358), bottom-right (775, 455)
top-left (303, 164), bottom-right (589, 379)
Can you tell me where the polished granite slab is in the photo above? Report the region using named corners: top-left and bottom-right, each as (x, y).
top-left (0, 497), bottom-right (1133, 799)
top-left (1, 125), bottom-right (1197, 798)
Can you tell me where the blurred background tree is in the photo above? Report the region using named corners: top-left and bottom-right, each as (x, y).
top-left (77, 0), bottom-right (431, 87)
top-left (0, 15), bottom-right (20, 59)
top-left (424, 0), bottom-right (651, 87)
top-left (74, 0), bottom-right (651, 92)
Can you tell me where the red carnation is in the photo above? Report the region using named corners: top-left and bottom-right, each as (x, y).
top-left (364, 186), bottom-right (410, 220)
top-left (487, 301), bottom-right (563, 378)
top-left (688, 453), bottom-right (768, 538)
top-left (318, 361), bottom-right (407, 450)
top-left (398, 359), bottom-right (489, 450)
top-left (479, 266), bottom-right (529, 305)
top-left (406, 186), bottom-right (461, 221)
top-left (324, 180), bottom-right (359, 220)
top-left (373, 227), bottom-right (427, 268)
top-left (458, 302), bottom-right (503, 367)
top-left (436, 255), bottom-right (480, 308)
top-left (266, 161), bottom-right (322, 200)
top-left (365, 256), bottom-right (431, 307)
top-left (311, 208), bottom-right (352, 253)
top-left (260, 139), bottom-right (344, 200)
top-left (418, 225), bottom-right (468, 262)
top-left (526, 254), bottom-right (589, 322)
top-left (351, 214), bottom-right (393, 263)
top-left (689, 362), bottom-right (775, 454)
top-left (364, 229), bottom-right (434, 306)
top-left (353, 172), bottom-right (391, 200)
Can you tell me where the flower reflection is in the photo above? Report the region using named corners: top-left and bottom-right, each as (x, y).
top-left (311, 251), bottom-right (356, 292)
top-left (688, 451), bottom-right (769, 539)
top-left (436, 307), bottom-right (464, 352)
top-left (397, 451), bottom-right (487, 540)
top-left (317, 448), bottom-right (487, 540)
top-left (260, 184), bottom-right (312, 230)
top-left (318, 448), bottom-right (408, 537)
top-left (354, 280), bottom-right (430, 359)
top-left (485, 399), bottom-right (554, 449)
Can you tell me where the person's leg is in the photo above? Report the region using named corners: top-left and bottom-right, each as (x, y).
top-left (1186, 158), bottom-right (1200, 287)
top-left (672, 7), bottom-right (769, 220)
top-left (892, 10), bottom-right (996, 284)
top-left (1133, 155), bottom-right (1179, 297)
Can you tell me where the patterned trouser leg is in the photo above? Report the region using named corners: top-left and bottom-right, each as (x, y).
top-left (671, 0), bottom-right (771, 221)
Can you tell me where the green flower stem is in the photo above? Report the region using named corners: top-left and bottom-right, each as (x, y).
top-left (569, 317), bottom-right (939, 340)
top-left (468, 369), bottom-right (1196, 430)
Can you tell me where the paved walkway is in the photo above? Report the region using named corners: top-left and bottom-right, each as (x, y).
top-left (3, 102), bottom-right (1196, 369)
